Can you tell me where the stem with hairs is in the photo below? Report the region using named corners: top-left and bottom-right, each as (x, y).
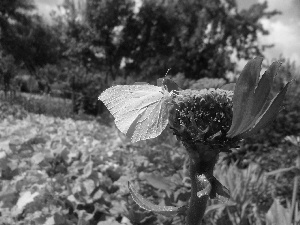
top-left (185, 143), bottom-right (219, 225)
top-left (290, 146), bottom-right (300, 225)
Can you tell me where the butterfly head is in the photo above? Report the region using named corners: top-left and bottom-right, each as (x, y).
top-left (157, 77), bottom-right (181, 97)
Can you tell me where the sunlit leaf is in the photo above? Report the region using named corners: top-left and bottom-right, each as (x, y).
top-left (13, 191), bottom-right (39, 216)
top-left (144, 173), bottom-right (172, 192)
top-left (266, 199), bottom-right (290, 225)
top-left (83, 179), bottom-right (95, 195)
top-left (44, 216), bottom-right (55, 225)
top-left (31, 152), bottom-right (45, 165)
top-left (97, 220), bottom-right (122, 225)
top-left (83, 161), bottom-right (93, 178)
top-left (128, 182), bottom-right (181, 217)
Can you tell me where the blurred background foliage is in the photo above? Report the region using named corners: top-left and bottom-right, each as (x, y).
top-left (0, 0), bottom-right (283, 116)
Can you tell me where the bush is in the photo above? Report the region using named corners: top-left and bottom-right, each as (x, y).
top-left (3, 94), bottom-right (73, 118)
top-left (172, 73), bottom-right (227, 90)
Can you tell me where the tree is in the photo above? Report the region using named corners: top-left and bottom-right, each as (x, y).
top-left (50, 0), bottom-right (136, 114)
top-left (55, 0), bottom-right (135, 80)
top-left (0, 0), bottom-right (35, 28)
top-left (0, 51), bottom-right (17, 97)
top-left (50, 0), bottom-right (279, 115)
top-left (0, 0), bottom-right (35, 72)
top-left (120, 0), bottom-right (280, 80)
top-left (0, 0), bottom-right (61, 74)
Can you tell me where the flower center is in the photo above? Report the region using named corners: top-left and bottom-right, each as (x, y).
top-left (169, 88), bottom-right (235, 149)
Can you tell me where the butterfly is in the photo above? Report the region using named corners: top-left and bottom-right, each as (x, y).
top-left (98, 77), bottom-right (180, 142)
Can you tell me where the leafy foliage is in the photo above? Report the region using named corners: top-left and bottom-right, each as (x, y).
top-left (204, 163), bottom-right (273, 224)
top-left (224, 59), bottom-right (300, 203)
top-left (0, 92), bottom-right (299, 225)
top-left (0, 103), bottom-right (188, 224)
top-left (0, 110), bottom-right (125, 224)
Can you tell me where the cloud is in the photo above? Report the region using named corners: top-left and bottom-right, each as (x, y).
top-left (34, 0), bottom-right (63, 20)
top-left (238, 0), bottom-right (300, 69)
top-left (259, 18), bottom-right (300, 63)
top-left (257, 0), bottom-right (300, 65)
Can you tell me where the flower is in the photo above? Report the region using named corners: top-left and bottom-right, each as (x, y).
top-left (168, 88), bottom-right (237, 155)
top-left (169, 57), bottom-right (291, 152)
top-left (128, 57), bottom-right (292, 225)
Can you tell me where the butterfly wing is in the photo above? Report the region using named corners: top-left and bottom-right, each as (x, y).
top-left (99, 84), bottom-right (171, 142)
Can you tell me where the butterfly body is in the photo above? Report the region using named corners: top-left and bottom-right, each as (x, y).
top-left (99, 78), bottom-right (179, 142)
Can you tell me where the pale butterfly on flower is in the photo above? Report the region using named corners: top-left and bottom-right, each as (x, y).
top-left (98, 75), bottom-right (180, 142)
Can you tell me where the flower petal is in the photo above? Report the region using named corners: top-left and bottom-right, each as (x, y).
top-left (236, 61), bottom-right (281, 135)
top-left (227, 57), bottom-right (263, 137)
top-left (239, 81), bottom-right (291, 138)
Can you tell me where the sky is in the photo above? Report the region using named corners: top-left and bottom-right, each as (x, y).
top-left (34, 0), bottom-right (300, 69)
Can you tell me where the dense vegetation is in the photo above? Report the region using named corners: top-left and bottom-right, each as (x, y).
top-left (1, 0), bottom-right (280, 115)
top-left (0, 0), bottom-right (300, 224)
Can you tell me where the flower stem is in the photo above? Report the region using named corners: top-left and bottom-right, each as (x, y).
top-left (185, 144), bottom-right (218, 225)
top-left (289, 146), bottom-right (300, 225)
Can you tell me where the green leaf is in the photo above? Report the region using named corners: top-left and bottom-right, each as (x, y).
top-left (205, 203), bottom-right (226, 216)
top-left (0, 150), bottom-right (7, 159)
top-left (12, 191), bottom-right (39, 216)
top-left (240, 81), bottom-right (291, 138)
top-left (266, 199), bottom-right (290, 225)
top-left (97, 220), bottom-right (122, 225)
top-left (83, 179), bottom-right (95, 196)
top-left (228, 57), bottom-right (263, 137)
top-left (265, 166), bottom-right (300, 177)
top-left (285, 135), bottom-right (300, 147)
top-left (31, 152), bottom-right (45, 165)
top-left (144, 173), bottom-right (172, 192)
top-left (128, 181), bottom-right (181, 217)
top-left (237, 61), bottom-right (281, 135)
top-left (211, 177), bottom-right (231, 203)
top-left (82, 161), bottom-right (93, 178)
top-left (44, 216), bottom-right (55, 225)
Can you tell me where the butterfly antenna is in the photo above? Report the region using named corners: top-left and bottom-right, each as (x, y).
top-left (165, 68), bottom-right (171, 77)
